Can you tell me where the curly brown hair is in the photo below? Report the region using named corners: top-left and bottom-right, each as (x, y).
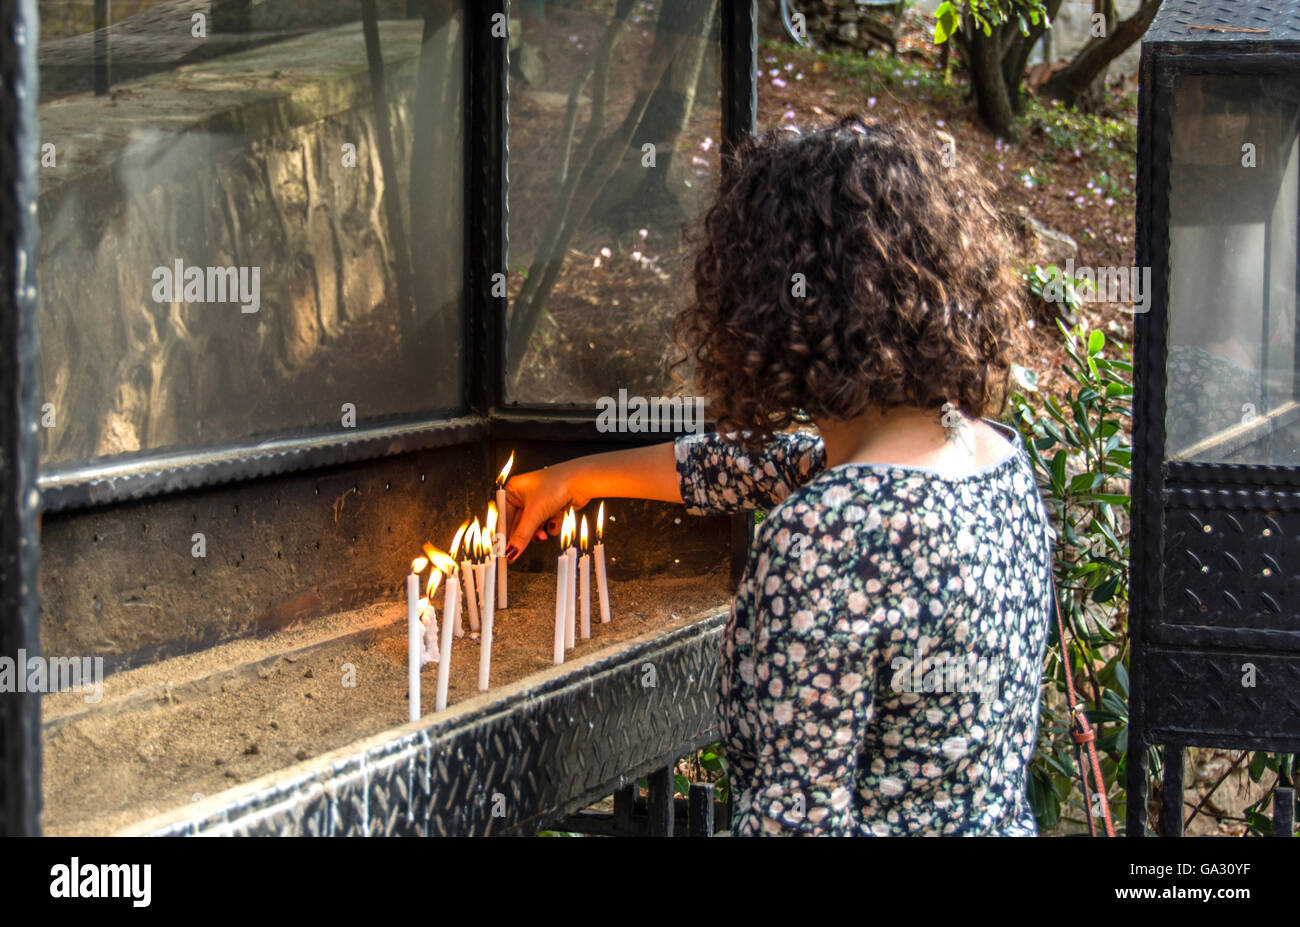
top-left (673, 115), bottom-right (1028, 449)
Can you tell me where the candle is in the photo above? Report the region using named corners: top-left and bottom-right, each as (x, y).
top-left (594, 501), bottom-right (611, 624)
top-left (479, 542), bottom-right (497, 692)
top-left (554, 528), bottom-right (568, 665)
top-left (420, 578), bottom-right (440, 666)
top-left (462, 518), bottom-right (482, 633)
top-left (407, 556), bottom-right (428, 723)
top-left (433, 558), bottom-right (459, 711)
top-left (579, 515), bottom-right (591, 640)
top-left (447, 521), bottom-right (470, 638)
top-left (564, 509), bottom-right (577, 650)
top-left (495, 452), bottom-right (513, 608)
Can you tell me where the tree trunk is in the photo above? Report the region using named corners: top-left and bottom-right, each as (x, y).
top-left (590, 0), bottom-right (714, 231)
top-left (967, 26), bottom-right (1017, 139)
top-left (1045, 0), bottom-right (1162, 106)
top-left (1002, 0), bottom-right (1063, 115)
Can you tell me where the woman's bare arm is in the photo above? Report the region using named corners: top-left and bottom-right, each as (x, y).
top-left (503, 442), bottom-right (681, 561)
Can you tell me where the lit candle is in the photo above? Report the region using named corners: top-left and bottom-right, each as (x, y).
top-left (429, 553), bottom-right (459, 711)
top-left (407, 556), bottom-right (428, 723)
top-left (420, 573), bottom-right (441, 666)
top-left (479, 530), bottom-right (497, 692)
top-left (594, 501), bottom-right (611, 624)
top-left (462, 518), bottom-right (482, 634)
top-left (447, 521), bottom-right (470, 638)
top-left (579, 515), bottom-right (591, 640)
top-left (495, 452), bottom-right (513, 608)
top-left (564, 509), bottom-right (577, 650)
top-left (553, 519), bottom-right (568, 665)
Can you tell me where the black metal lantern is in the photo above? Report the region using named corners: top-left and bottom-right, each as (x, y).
top-left (1132, 0), bottom-right (1300, 837)
top-left (0, 0), bottom-right (757, 836)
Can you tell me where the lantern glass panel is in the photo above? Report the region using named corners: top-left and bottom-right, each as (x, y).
top-left (1166, 73), bottom-right (1300, 465)
top-left (504, 0), bottom-right (722, 407)
top-left (35, 1), bottom-right (465, 470)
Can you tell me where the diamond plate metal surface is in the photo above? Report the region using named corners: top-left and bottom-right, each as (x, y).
top-left (1148, 0), bottom-right (1300, 44)
top-left (1145, 647), bottom-right (1300, 750)
top-left (138, 611), bottom-right (726, 836)
top-left (1162, 503), bottom-right (1300, 633)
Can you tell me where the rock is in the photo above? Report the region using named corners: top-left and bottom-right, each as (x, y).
top-left (244, 742), bottom-right (260, 756)
top-left (296, 748), bottom-right (309, 762)
top-left (1019, 213), bottom-right (1079, 268)
top-left (515, 44), bottom-right (546, 88)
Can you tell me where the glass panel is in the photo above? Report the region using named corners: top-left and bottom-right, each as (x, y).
top-left (504, 0), bottom-right (721, 405)
top-left (36, 0), bottom-right (463, 470)
top-left (1167, 73), bottom-right (1300, 465)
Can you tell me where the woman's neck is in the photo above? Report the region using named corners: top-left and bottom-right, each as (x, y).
top-left (816, 404), bottom-right (1007, 473)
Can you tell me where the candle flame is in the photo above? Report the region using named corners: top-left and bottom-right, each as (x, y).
top-left (580, 514), bottom-right (589, 552)
top-left (429, 550), bottom-right (458, 575)
top-left (497, 451), bottom-right (515, 486)
top-left (411, 556), bottom-right (429, 574)
top-left (597, 501), bottom-right (604, 540)
top-left (449, 520), bottom-right (469, 560)
top-left (426, 570), bottom-right (441, 597)
top-left (418, 596), bottom-right (429, 616)
top-left (464, 519), bottom-right (481, 561)
top-left (485, 501), bottom-right (499, 543)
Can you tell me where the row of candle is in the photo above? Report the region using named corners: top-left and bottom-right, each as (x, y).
top-left (404, 454), bottom-right (515, 721)
top-left (406, 503), bottom-right (501, 722)
top-left (403, 454), bottom-right (616, 723)
top-left (553, 502), bottom-right (611, 665)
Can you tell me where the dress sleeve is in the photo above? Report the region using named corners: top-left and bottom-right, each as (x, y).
top-left (731, 512), bottom-right (879, 836)
top-left (673, 431), bottom-right (826, 516)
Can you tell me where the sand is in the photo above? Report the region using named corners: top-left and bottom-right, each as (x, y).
top-left (42, 568), bottom-right (731, 836)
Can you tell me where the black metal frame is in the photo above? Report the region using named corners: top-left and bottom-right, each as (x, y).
top-left (0, 0), bottom-right (43, 838)
top-left (2, 0), bottom-right (757, 836)
top-left (1131, 0), bottom-right (1300, 838)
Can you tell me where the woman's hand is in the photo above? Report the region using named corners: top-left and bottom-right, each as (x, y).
top-left (502, 463), bottom-right (588, 563)
top-left (501, 442), bottom-right (684, 562)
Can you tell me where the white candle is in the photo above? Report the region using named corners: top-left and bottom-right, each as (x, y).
top-left (565, 545), bottom-right (577, 649)
top-left (479, 559), bottom-right (496, 691)
top-left (460, 558), bottom-right (479, 633)
top-left (553, 550), bottom-right (567, 665)
top-left (436, 572), bottom-right (458, 711)
top-left (594, 543), bottom-right (611, 624)
top-left (495, 452), bottom-right (514, 609)
top-left (595, 502), bottom-right (611, 623)
top-left (580, 552), bottom-right (591, 639)
top-left (406, 561), bottom-right (425, 723)
top-left (579, 514), bottom-right (591, 640)
top-left (447, 522), bottom-right (471, 639)
top-left (472, 562), bottom-right (486, 636)
top-left (421, 599), bottom-right (439, 666)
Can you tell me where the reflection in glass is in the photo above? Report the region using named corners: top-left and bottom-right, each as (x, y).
top-left (36, 1), bottom-right (463, 470)
top-left (505, 0), bottom-right (721, 405)
top-left (1167, 74), bottom-right (1300, 465)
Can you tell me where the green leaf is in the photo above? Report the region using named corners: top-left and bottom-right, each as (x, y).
top-left (1092, 575), bottom-right (1120, 604)
top-left (1249, 751), bottom-right (1269, 783)
top-left (1050, 450), bottom-right (1068, 492)
top-left (1088, 329), bottom-right (1105, 356)
top-left (1012, 363), bottom-right (1039, 392)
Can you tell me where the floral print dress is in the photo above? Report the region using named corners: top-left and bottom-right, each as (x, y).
top-left (674, 422), bottom-right (1053, 836)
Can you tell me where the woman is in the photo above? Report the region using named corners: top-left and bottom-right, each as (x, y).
top-left (503, 117), bottom-right (1052, 836)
